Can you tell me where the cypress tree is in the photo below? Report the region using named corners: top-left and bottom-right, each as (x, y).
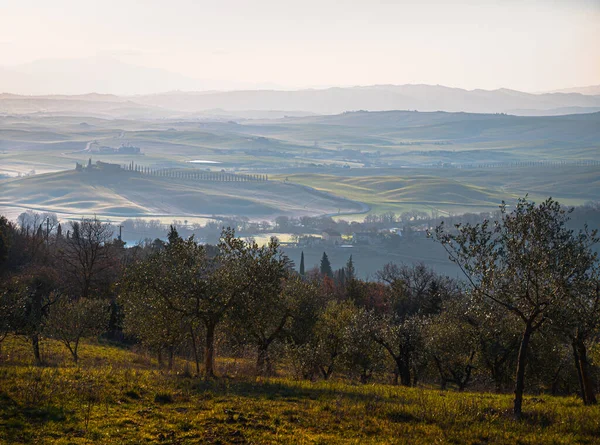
top-left (320, 252), bottom-right (333, 277)
top-left (0, 217), bottom-right (9, 267)
top-left (299, 251), bottom-right (305, 276)
top-left (167, 225), bottom-right (181, 245)
top-left (346, 255), bottom-right (355, 281)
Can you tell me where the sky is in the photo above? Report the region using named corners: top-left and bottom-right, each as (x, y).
top-left (0, 0), bottom-right (599, 93)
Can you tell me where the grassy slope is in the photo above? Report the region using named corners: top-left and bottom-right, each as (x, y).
top-left (275, 165), bottom-right (600, 216)
top-left (1, 336), bottom-right (599, 444)
top-left (0, 170), bottom-right (365, 219)
top-left (275, 173), bottom-right (519, 215)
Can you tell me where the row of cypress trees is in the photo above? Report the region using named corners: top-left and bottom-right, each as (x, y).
top-left (124, 162), bottom-right (268, 182)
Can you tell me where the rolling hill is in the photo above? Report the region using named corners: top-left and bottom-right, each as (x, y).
top-left (274, 173), bottom-right (518, 215)
top-left (0, 169), bottom-right (366, 220)
top-left (274, 165), bottom-right (600, 216)
top-left (1, 109), bottom-right (599, 220)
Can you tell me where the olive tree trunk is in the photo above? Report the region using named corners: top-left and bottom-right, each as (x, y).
top-left (513, 322), bottom-right (533, 419)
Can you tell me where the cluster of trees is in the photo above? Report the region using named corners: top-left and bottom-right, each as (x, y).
top-left (436, 198), bottom-right (600, 416)
top-left (0, 214), bottom-right (118, 363)
top-left (274, 212), bottom-right (427, 233)
top-left (1, 197), bottom-right (599, 419)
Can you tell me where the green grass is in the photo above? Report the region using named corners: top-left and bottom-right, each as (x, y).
top-left (1, 336), bottom-right (600, 444)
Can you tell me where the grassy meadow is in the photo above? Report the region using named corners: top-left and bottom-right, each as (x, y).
top-left (1, 336), bottom-right (599, 444)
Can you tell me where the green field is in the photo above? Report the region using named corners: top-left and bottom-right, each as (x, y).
top-left (272, 165), bottom-right (600, 217)
top-left (274, 173), bottom-right (515, 215)
top-left (1, 336), bottom-right (599, 444)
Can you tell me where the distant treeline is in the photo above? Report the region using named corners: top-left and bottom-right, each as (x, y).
top-left (455, 160), bottom-right (600, 169)
top-left (123, 162), bottom-right (268, 182)
top-left (48, 200), bottom-right (600, 246)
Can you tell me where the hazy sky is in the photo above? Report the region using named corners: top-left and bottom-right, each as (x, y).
top-left (1, 0), bottom-right (599, 92)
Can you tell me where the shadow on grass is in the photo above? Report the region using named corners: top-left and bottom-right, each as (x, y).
top-left (182, 378), bottom-right (401, 404)
top-left (0, 392), bottom-right (71, 444)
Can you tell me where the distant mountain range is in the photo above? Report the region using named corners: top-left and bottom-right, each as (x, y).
top-left (2, 87), bottom-right (600, 119)
top-left (548, 85), bottom-right (600, 96)
top-left (130, 86), bottom-right (600, 116)
top-left (1, 58), bottom-right (599, 118)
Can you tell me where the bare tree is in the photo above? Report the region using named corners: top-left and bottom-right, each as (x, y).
top-left (60, 217), bottom-right (114, 299)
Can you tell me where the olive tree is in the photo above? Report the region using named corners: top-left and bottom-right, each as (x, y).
top-left (374, 263), bottom-right (458, 386)
top-left (121, 287), bottom-right (192, 370)
top-left (342, 307), bottom-right (388, 384)
top-left (312, 300), bottom-right (357, 380)
top-left (120, 227), bottom-right (280, 379)
top-left (6, 267), bottom-right (61, 365)
top-left (121, 228), bottom-right (217, 377)
top-left (435, 197), bottom-right (598, 417)
top-left (424, 304), bottom-right (478, 391)
top-left (281, 278), bottom-right (324, 380)
top-left (369, 312), bottom-right (426, 386)
top-left (551, 268), bottom-right (600, 404)
top-left (228, 237), bottom-right (291, 375)
top-left (466, 294), bottom-right (520, 393)
top-left (45, 297), bottom-right (110, 363)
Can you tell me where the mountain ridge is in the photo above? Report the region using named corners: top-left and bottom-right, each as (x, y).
top-left (2, 84), bottom-right (600, 118)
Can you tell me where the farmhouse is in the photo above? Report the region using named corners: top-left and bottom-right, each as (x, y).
top-left (75, 159), bottom-right (122, 173)
top-left (322, 230), bottom-right (343, 245)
